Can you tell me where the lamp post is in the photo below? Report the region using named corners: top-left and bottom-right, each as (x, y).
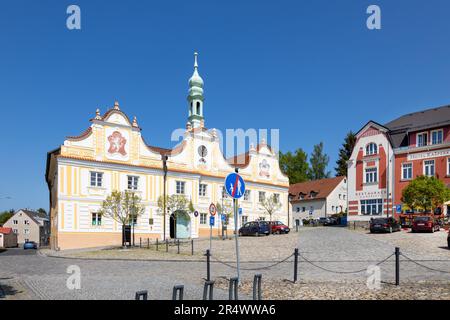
top-left (162, 155), bottom-right (168, 241)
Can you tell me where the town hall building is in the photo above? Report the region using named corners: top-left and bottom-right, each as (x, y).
top-left (45, 53), bottom-right (290, 250)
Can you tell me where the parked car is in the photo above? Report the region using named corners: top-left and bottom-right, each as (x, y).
top-left (412, 216), bottom-right (440, 233)
top-left (318, 217), bottom-right (330, 225)
top-left (370, 217), bottom-right (401, 233)
top-left (269, 221), bottom-right (290, 234)
top-left (239, 221), bottom-right (270, 236)
top-left (23, 241), bottom-right (38, 250)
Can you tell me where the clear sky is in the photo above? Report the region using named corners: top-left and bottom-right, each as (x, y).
top-left (1, 0), bottom-right (450, 211)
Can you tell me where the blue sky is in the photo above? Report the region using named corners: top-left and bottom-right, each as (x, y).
top-left (1, 0), bottom-right (450, 211)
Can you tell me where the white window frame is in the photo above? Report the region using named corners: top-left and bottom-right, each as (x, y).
top-left (258, 191), bottom-right (266, 203)
top-left (423, 159), bottom-right (435, 177)
top-left (365, 167), bottom-right (378, 183)
top-left (24, 229), bottom-right (30, 235)
top-left (431, 129), bottom-right (443, 145)
top-left (447, 158), bottom-right (450, 176)
top-left (273, 193), bottom-right (280, 203)
top-left (91, 212), bottom-right (102, 226)
top-left (244, 189), bottom-right (251, 201)
top-left (401, 162), bottom-right (413, 180)
top-left (176, 181), bottom-right (185, 195)
top-left (90, 171), bottom-right (103, 187)
top-left (416, 132), bottom-right (428, 147)
top-left (365, 143), bottom-right (378, 156)
top-left (200, 213), bottom-right (207, 225)
top-left (127, 175), bottom-right (139, 191)
top-left (199, 184), bottom-right (207, 197)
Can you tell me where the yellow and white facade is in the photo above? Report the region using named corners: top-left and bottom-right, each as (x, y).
top-left (45, 54), bottom-right (289, 250)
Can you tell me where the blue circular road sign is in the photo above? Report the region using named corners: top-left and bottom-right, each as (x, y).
top-left (224, 173), bottom-right (246, 199)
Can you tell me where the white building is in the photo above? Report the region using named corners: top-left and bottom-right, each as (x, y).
top-left (289, 176), bottom-right (347, 225)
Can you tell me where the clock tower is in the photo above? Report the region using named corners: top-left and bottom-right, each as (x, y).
top-left (187, 52), bottom-right (204, 128)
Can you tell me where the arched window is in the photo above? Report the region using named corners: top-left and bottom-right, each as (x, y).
top-left (196, 101), bottom-right (201, 115)
top-left (366, 143), bottom-right (377, 155)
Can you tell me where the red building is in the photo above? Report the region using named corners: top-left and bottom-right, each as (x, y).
top-left (348, 105), bottom-right (450, 225)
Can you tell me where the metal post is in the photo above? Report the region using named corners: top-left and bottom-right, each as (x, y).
top-left (139, 237), bottom-right (142, 248)
top-left (209, 222), bottom-right (212, 254)
top-left (166, 239), bottom-right (168, 252)
top-left (172, 285), bottom-right (184, 300)
top-left (135, 290), bottom-right (148, 300)
top-left (294, 248), bottom-right (299, 283)
top-left (162, 155), bottom-right (168, 241)
top-left (253, 274), bottom-right (262, 300)
top-left (395, 247), bottom-right (400, 286)
top-left (234, 197), bottom-right (241, 283)
top-left (156, 238), bottom-right (159, 251)
top-left (147, 238), bottom-right (149, 249)
top-left (229, 277), bottom-right (239, 300)
top-left (203, 280), bottom-right (214, 300)
top-left (191, 239), bottom-right (194, 255)
top-left (205, 249), bottom-right (211, 281)
top-left (296, 224), bottom-right (298, 233)
top-left (177, 239), bottom-right (180, 254)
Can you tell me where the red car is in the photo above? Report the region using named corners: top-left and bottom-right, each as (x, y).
top-left (412, 216), bottom-right (440, 233)
top-left (269, 221), bottom-right (290, 234)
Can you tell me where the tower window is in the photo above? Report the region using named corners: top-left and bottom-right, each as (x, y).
top-left (196, 101), bottom-right (201, 115)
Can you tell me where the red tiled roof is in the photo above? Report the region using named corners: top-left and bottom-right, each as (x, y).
top-left (0, 227), bottom-right (13, 234)
top-left (289, 176), bottom-right (345, 202)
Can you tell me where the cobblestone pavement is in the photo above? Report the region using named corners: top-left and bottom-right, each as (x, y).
top-left (1, 227), bottom-right (449, 299)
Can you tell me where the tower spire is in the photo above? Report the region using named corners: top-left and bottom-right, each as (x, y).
top-left (187, 52), bottom-right (204, 129)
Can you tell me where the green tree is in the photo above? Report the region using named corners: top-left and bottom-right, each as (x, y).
top-left (260, 194), bottom-right (282, 228)
top-left (98, 190), bottom-right (145, 245)
top-left (335, 131), bottom-right (356, 177)
top-left (0, 209), bottom-right (14, 225)
top-left (279, 148), bottom-right (310, 184)
top-left (308, 142), bottom-right (331, 180)
top-left (401, 176), bottom-right (450, 213)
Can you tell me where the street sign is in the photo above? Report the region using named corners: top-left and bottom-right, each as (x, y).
top-left (194, 210), bottom-right (199, 217)
top-left (238, 208), bottom-right (243, 215)
top-left (209, 216), bottom-right (215, 226)
top-left (395, 205), bottom-right (402, 214)
top-left (221, 214), bottom-right (226, 221)
top-left (209, 203), bottom-right (217, 216)
top-left (224, 173), bottom-right (246, 199)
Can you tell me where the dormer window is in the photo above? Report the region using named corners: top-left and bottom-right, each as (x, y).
top-left (417, 132), bottom-right (428, 147)
top-left (366, 143), bottom-right (377, 156)
top-left (310, 191), bottom-right (318, 198)
top-left (298, 193), bottom-right (305, 200)
top-left (431, 129), bottom-right (443, 145)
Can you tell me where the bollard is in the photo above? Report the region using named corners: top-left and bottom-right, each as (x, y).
top-left (147, 238), bottom-right (150, 249)
top-left (205, 249), bottom-right (211, 281)
top-left (203, 280), bottom-right (214, 300)
top-left (253, 274), bottom-right (262, 300)
top-left (293, 248), bottom-right (299, 283)
top-left (156, 238), bottom-right (159, 251)
top-left (177, 239), bottom-right (180, 254)
top-left (166, 239), bottom-right (169, 252)
top-left (172, 285), bottom-right (184, 300)
top-left (296, 225), bottom-right (298, 232)
top-left (229, 277), bottom-right (239, 300)
top-left (191, 239), bottom-right (194, 255)
top-left (140, 238), bottom-right (142, 248)
top-left (395, 247), bottom-right (400, 286)
top-left (135, 290), bottom-right (148, 300)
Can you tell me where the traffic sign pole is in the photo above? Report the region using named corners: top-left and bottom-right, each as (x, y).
top-left (234, 198), bottom-right (240, 283)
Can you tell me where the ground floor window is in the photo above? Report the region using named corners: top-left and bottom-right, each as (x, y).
top-left (91, 213), bottom-right (102, 226)
top-left (361, 199), bottom-right (383, 215)
top-left (200, 213), bottom-right (207, 225)
top-left (259, 216), bottom-right (266, 221)
top-left (241, 215), bottom-right (248, 225)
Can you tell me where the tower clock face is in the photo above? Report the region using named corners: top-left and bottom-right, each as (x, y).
top-left (198, 145), bottom-right (208, 157)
